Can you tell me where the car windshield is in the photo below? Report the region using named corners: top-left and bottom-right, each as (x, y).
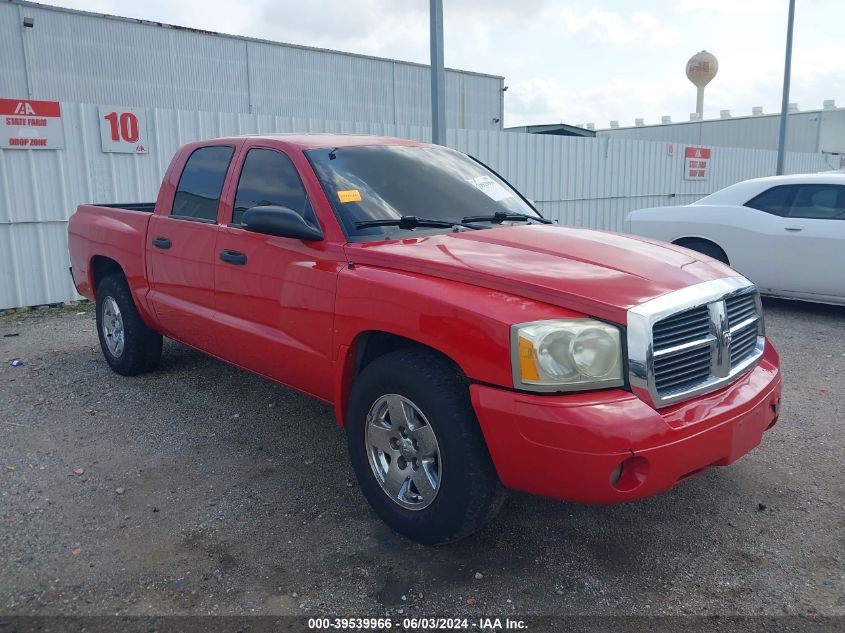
top-left (306, 145), bottom-right (543, 241)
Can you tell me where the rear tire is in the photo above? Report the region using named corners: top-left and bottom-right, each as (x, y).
top-left (675, 239), bottom-right (729, 265)
top-left (96, 274), bottom-right (162, 376)
top-left (346, 348), bottom-right (505, 544)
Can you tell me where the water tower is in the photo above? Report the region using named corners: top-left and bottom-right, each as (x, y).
top-left (686, 50), bottom-right (719, 117)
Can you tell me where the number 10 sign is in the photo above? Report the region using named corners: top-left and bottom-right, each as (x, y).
top-left (98, 106), bottom-right (148, 154)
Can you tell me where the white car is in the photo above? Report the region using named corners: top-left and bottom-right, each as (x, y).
top-left (625, 173), bottom-right (845, 306)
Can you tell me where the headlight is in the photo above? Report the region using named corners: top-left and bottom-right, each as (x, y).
top-left (511, 319), bottom-right (624, 392)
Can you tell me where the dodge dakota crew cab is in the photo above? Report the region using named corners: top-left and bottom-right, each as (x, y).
top-left (68, 134), bottom-right (782, 544)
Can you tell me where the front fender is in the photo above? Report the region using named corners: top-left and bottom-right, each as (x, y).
top-left (331, 265), bottom-right (586, 424)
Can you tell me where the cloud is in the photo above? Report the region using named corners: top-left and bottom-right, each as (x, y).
top-left (507, 78), bottom-right (569, 125)
top-left (250, 1), bottom-right (428, 60)
top-left (559, 8), bottom-right (681, 47)
top-left (674, 0), bottom-right (782, 15)
top-left (507, 76), bottom-right (691, 128)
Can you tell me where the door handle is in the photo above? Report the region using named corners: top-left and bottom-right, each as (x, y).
top-left (219, 249), bottom-right (247, 265)
top-left (784, 226), bottom-right (803, 232)
top-left (152, 237), bottom-right (172, 249)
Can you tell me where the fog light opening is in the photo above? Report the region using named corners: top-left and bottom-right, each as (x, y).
top-left (766, 398), bottom-right (780, 430)
top-left (610, 455), bottom-right (650, 492)
top-left (609, 463), bottom-right (623, 486)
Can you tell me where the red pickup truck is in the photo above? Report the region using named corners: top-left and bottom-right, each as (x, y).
top-left (68, 134), bottom-right (782, 544)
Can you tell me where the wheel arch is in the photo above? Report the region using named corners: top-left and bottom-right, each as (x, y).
top-left (89, 255), bottom-right (158, 330)
top-left (90, 255), bottom-right (126, 296)
top-left (671, 236), bottom-right (730, 265)
top-left (333, 330), bottom-right (468, 429)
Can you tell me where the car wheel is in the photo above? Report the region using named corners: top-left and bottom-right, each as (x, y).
top-left (96, 274), bottom-right (162, 376)
top-left (346, 348), bottom-right (506, 544)
top-left (676, 239), bottom-right (730, 265)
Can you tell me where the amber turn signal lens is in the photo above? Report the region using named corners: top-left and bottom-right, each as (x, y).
top-left (518, 336), bottom-right (540, 381)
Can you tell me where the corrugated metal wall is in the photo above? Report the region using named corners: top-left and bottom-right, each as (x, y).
top-left (0, 102), bottom-right (835, 309)
top-left (596, 109), bottom-right (845, 154)
top-left (0, 1), bottom-right (503, 131)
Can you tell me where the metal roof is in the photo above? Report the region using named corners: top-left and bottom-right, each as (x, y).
top-left (505, 123), bottom-right (596, 137)
top-left (604, 108), bottom-right (831, 130)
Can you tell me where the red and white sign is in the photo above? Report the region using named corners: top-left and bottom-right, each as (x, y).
top-left (0, 99), bottom-right (64, 150)
top-left (684, 146), bottom-right (711, 180)
top-left (667, 143), bottom-right (674, 157)
top-left (98, 106), bottom-right (148, 154)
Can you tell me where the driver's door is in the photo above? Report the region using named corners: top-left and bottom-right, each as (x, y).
top-left (212, 146), bottom-right (342, 400)
top-left (775, 183), bottom-right (845, 298)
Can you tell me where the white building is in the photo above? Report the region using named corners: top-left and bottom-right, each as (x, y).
top-left (595, 104), bottom-right (845, 157)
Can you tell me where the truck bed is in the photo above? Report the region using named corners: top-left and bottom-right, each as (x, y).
top-left (67, 203), bottom-right (156, 303)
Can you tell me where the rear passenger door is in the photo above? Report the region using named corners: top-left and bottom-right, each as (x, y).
top-left (212, 146), bottom-right (341, 400)
top-left (146, 144), bottom-right (236, 350)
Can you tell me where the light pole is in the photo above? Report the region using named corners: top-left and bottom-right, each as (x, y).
top-left (776, 0), bottom-right (796, 175)
top-left (430, 0), bottom-right (446, 145)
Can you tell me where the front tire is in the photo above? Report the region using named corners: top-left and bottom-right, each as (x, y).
top-left (96, 274), bottom-right (162, 376)
top-left (346, 349), bottom-right (505, 544)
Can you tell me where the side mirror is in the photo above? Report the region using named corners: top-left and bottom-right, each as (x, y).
top-left (241, 205), bottom-right (323, 241)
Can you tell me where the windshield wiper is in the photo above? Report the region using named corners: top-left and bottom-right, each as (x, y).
top-left (355, 215), bottom-right (480, 231)
top-left (462, 211), bottom-right (553, 225)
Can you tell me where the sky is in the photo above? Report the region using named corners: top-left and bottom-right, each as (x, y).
top-left (44, 0), bottom-right (845, 129)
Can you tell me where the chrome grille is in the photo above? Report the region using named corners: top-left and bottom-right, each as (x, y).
top-left (652, 306), bottom-right (713, 394)
top-left (726, 293), bottom-right (757, 326)
top-left (730, 325), bottom-right (759, 364)
top-left (653, 345), bottom-right (712, 393)
top-left (628, 278), bottom-right (766, 409)
top-left (726, 293), bottom-right (760, 365)
top-left (652, 305), bottom-right (711, 349)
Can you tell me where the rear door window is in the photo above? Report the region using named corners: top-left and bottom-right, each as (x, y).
top-left (232, 148), bottom-right (315, 226)
top-left (744, 185), bottom-right (795, 217)
top-left (171, 145), bottom-right (235, 222)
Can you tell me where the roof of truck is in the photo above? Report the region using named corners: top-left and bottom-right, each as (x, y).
top-left (231, 133), bottom-right (432, 150)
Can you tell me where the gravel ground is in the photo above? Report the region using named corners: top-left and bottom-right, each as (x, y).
top-left (0, 298), bottom-right (842, 618)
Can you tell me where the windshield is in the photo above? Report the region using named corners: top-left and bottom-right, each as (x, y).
top-left (306, 145), bottom-right (542, 241)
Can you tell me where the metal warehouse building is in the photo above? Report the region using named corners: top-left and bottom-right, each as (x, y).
top-left (1, 0), bottom-right (504, 129)
top-left (595, 105), bottom-right (845, 156)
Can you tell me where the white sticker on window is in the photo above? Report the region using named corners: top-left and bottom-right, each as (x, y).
top-left (467, 175), bottom-right (513, 202)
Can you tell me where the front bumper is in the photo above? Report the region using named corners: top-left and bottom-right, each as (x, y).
top-left (471, 341), bottom-right (781, 504)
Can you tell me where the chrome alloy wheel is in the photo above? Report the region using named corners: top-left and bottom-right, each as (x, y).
top-left (101, 296), bottom-right (125, 358)
top-left (365, 394), bottom-right (441, 510)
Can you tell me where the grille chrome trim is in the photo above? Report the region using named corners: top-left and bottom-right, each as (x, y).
top-left (653, 336), bottom-right (713, 358)
top-left (627, 277), bottom-right (765, 409)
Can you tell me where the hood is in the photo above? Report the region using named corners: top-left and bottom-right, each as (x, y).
top-left (344, 225), bottom-right (740, 324)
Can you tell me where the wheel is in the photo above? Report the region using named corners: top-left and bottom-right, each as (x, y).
top-left (346, 348), bottom-right (505, 544)
top-left (95, 274), bottom-right (162, 376)
top-left (677, 239), bottom-right (729, 265)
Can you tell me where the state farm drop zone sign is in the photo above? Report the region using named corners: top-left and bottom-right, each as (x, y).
top-left (1, 99), bottom-right (64, 150)
top-left (684, 146), bottom-right (711, 181)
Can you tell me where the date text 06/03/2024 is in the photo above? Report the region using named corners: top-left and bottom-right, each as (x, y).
top-left (307, 617), bottom-right (527, 630)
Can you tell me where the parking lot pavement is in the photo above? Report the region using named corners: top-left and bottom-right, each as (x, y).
top-left (0, 299), bottom-right (843, 618)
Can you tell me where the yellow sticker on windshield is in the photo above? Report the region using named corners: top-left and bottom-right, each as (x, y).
top-left (337, 189), bottom-right (362, 203)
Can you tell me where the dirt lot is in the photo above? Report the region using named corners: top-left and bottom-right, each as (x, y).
top-left (0, 298), bottom-right (843, 619)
